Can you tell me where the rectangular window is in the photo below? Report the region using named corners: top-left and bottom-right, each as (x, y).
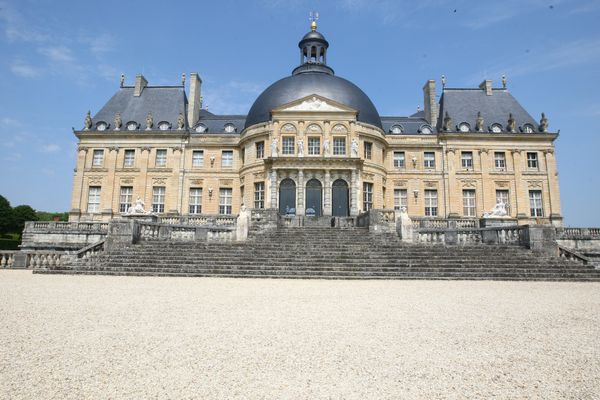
top-left (394, 189), bottom-right (408, 211)
top-left (155, 149), bottom-right (167, 167)
top-left (87, 186), bottom-right (101, 213)
top-left (462, 189), bottom-right (476, 217)
top-left (529, 190), bottom-right (543, 217)
top-left (494, 152), bottom-right (506, 170)
top-left (152, 186), bottom-right (165, 213)
top-left (92, 150), bottom-right (104, 167)
top-left (254, 182), bottom-right (265, 209)
top-left (282, 137), bottom-right (295, 155)
top-left (364, 142), bottom-right (372, 160)
top-left (333, 137), bottom-right (346, 155)
top-left (119, 186), bottom-right (133, 213)
top-left (424, 152), bottom-right (435, 169)
top-left (363, 182), bottom-right (373, 211)
top-left (189, 188), bottom-right (202, 214)
top-left (527, 152), bottom-right (538, 169)
top-left (256, 141), bottom-right (264, 159)
top-left (123, 150), bottom-right (135, 167)
top-left (308, 137), bottom-right (320, 155)
top-left (424, 189), bottom-right (438, 217)
top-left (192, 150), bottom-right (204, 167)
top-left (496, 189), bottom-right (510, 214)
top-left (461, 151), bottom-right (473, 169)
top-left (219, 188), bottom-right (233, 215)
top-left (222, 150), bottom-right (233, 167)
top-left (393, 151), bottom-right (405, 168)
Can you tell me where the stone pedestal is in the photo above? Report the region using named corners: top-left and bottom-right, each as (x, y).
top-left (522, 225), bottom-right (558, 256)
top-left (122, 214), bottom-right (158, 223)
top-left (479, 217), bottom-right (518, 228)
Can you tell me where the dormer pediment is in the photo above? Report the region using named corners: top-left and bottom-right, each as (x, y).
top-left (273, 94), bottom-right (357, 114)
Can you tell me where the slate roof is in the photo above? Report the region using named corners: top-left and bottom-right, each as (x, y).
top-left (192, 109), bottom-right (247, 134)
top-left (437, 88), bottom-right (539, 133)
top-left (91, 86), bottom-right (187, 131)
top-left (380, 116), bottom-right (434, 135)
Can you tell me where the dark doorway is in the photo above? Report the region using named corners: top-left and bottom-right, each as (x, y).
top-left (332, 179), bottom-right (349, 217)
top-left (305, 179), bottom-right (323, 217)
top-left (279, 178), bottom-right (296, 215)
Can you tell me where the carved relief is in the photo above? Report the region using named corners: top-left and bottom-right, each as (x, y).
top-left (460, 179), bottom-right (477, 188)
top-left (88, 177), bottom-right (103, 185)
top-left (424, 181), bottom-right (438, 188)
top-left (394, 180), bottom-right (407, 187)
top-left (152, 178), bottom-right (167, 185)
top-left (495, 181), bottom-right (509, 188)
top-left (121, 178), bottom-right (134, 184)
top-left (280, 123), bottom-right (297, 134)
top-left (253, 172), bottom-right (265, 179)
top-left (305, 123), bottom-right (322, 134)
top-left (528, 181), bottom-right (543, 188)
top-left (220, 179), bottom-right (233, 186)
top-left (363, 172), bottom-right (374, 180)
top-left (331, 124), bottom-right (348, 134)
top-left (191, 179), bottom-right (204, 185)
top-left (282, 96), bottom-right (346, 112)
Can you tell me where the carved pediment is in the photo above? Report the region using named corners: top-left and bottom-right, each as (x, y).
top-left (274, 94), bottom-right (356, 113)
top-left (394, 180), bottom-right (407, 187)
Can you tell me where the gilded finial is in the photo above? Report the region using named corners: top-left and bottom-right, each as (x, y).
top-left (309, 11), bottom-right (319, 31)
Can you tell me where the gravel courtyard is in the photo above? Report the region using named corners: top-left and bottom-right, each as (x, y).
top-left (1, 271), bottom-right (599, 399)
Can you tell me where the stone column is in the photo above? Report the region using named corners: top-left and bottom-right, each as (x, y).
top-left (177, 143), bottom-right (187, 215)
top-left (140, 147), bottom-right (151, 203)
top-left (297, 170), bottom-right (305, 216)
top-left (478, 148), bottom-right (488, 215)
top-left (350, 169), bottom-right (358, 215)
top-left (324, 170), bottom-right (332, 216)
top-left (445, 149), bottom-right (458, 217)
top-left (511, 150), bottom-right (526, 220)
top-left (269, 170), bottom-right (277, 209)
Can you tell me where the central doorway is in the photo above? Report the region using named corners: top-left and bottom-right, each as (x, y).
top-left (279, 178), bottom-right (296, 215)
top-left (305, 179), bottom-right (323, 217)
top-left (332, 179), bottom-right (349, 217)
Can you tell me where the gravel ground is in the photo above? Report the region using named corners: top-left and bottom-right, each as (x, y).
top-left (1, 270), bottom-right (599, 399)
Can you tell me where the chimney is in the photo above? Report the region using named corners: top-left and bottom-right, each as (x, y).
top-left (423, 80), bottom-right (438, 125)
top-left (134, 74), bottom-right (148, 97)
top-left (188, 72), bottom-right (202, 127)
top-left (479, 79), bottom-right (493, 96)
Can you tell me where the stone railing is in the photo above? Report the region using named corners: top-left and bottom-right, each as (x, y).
top-left (357, 209), bottom-right (396, 233)
top-left (415, 225), bottom-right (525, 246)
top-left (411, 218), bottom-right (479, 229)
top-left (2, 250), bottom-right (68, 269)
top-left (21, 221), bottom-right (109, 251)
top-left (558, 245), bottom-right (591, 265)
top-left (0, 251), bottom-right (16, 268)
top-left (27, 221), bottom-right (109, 232)
top-left (76, 240), bottom-right (105, 260)
top-left (136, 221), bottom-right (235, 242)
top-left (556, 227), bottom-right (600, 239)
top-left (158, 215), bottom-right (236, 226)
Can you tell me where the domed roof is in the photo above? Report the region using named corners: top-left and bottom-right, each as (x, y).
top-left (245, 72), bottom-right (382, 129)
top-left (300, 30), bottom-right (327, 43)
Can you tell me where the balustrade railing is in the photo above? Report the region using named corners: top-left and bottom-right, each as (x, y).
top-left (0, 251), bottom-right (15, 268)
top-left (138, 221), bottom-right (234, 242)
top-left (411, 218), bottom-right (478, 230)
top-left (27, 221), bottom-right (109, 232)
top-left (556, 227), bottom-right (600, 239)
top-left (415, 225), bottom-right (524, 246)
top-left (558, 246), bottom-right (591, 265)
top-left (158, 215), bottom-right (237, 226)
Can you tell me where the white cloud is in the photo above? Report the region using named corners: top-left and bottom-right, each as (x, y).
top-left (79, 33), bottom-right (115, 56)
top-left (1, 117), bottom-right (22, 127)
top-left (38, 46), bottom-right (75, 63)
top-left (0, 1), bottom-right (49, 43)
top-left (40, 144), bottom-right (61, 153)
top-left (10, 60), bottom-right (43, 78)
top-left (203, 79), bottom-right (265, 115)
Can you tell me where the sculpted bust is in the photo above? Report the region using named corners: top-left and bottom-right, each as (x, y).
top-left (177, 113), bottom-right (185, 130)
top-left (114, 112), bottom-right (122, 130)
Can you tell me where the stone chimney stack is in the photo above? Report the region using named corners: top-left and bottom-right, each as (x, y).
top-left (188, 73), bottom-right (202, 127)
top-left (479, 79), bottom-right (493, 96)
top-left (133, 74), bottom-right (148, 97)
top-left (423, 80), bottom-right (438, 126)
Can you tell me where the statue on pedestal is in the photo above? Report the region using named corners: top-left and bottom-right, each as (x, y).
top-left (236, 204), bottom-right (251, 242)
top-left (483, 201), bottom-right (508, 218)
top-left (127, 197), bottom-right (148, 214)
top-left (84, 111), bottom-right (92, 130)
top-left (323, 139), bottom-right (330, 156)
top-left (351, 138), bottom-right (359, 157)
top-left (297, 139), bottom-right (304, 157)
top-left (271, 138), bottom-right (278, 157)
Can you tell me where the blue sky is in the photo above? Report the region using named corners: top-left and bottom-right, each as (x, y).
top-left (0, 0), bottom-right (599, 225)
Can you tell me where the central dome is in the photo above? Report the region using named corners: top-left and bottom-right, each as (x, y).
top-left (244, 26), bottom-right (382, 129)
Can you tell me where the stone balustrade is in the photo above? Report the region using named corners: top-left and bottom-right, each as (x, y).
top-left (415, 225), bottom-right (525, 246)
top-left (137, 221), bottom-right (234, 242)
top-left (1, 250), bottom-right (68, 269)
top-left (21, 221), bottom-right (109, 251)
top-left (28, 221), bottom-right (109, 232)
top-left (411, 218), bottom-right (478, 230)
top-left (158, 215), bottom-right (237, 226)
top-left (0, 251), bottom-right (16, 268)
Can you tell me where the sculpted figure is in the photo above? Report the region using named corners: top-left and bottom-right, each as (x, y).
top-left (443, 111), bottom-right (452, 131)
top-left (399, 206), bottom-right (413, 243)
top-left (271, 138), bottom-right (278, 157)
top-left (128, 196), bottom-right (147, 214)
top-left (120, 74), bottom-right (125, 87)
top-left (145, 112), bottom-right (153, 130)
top-left (236, 204), bottom-right (251, 242)
top-left (84, 111), bottom-right (92, 130)
top-left (351, 138), bottom-right (359, 157)
top-left (507, 113), bottom-right (516, 133)
top-left (475, 111), bottom-right (484, 132)
top-left (323, 139), bottom-right (330, 156)
top-left (483, 201), bottom-right (508, 218)
top-left (114, 112), bottom-right (122, 130)
top-left (177, 113), bottom-right (185, 130)
top-left (539, 112), bottom-right (548, 132)
top-left (297, 139), bottom-right (304, 157)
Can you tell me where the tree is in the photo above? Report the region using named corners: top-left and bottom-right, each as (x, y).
top-left (13, 205), bottom-right (38, 234)
top-left (0, 195), bottom-right (16, 234)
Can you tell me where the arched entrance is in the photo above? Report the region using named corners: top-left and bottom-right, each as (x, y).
top-left (305, 179), bottom-right (323, 217)
top-left (332, 179), bottom-right (349, 217)
top-left (279, 178), bottom-right (296, 215)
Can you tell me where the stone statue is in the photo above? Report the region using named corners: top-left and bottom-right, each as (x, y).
top-left (84, 111), bottom-right (92, 130)
top-left (120, 74), bottom-right (125, 87)
top-left (297, 139), bottom-right (304, 157)
top-left (127, 196), bottom-right (147, 214)
top-left (507, 113), bottom-right (516, 133)
top-left (145, 112), bottom-right (153, 130)
top-left (323, 139), bottom-right (330, 156)
top-left (177, 113), bottom-right (185, 130)
top-left (236, 204), bottom-right (251, 242)
top-left (475, 111), bottom-right (484, 132)
top-left (483, 201), bottom-right (508, 218)
top-left (398, 206), bottom-right (413, 243)
top-left (539, 112), bottom-right (548, 132)
top-left (181, 73), bottom-right (186, 86)
top-left (502, 74), bottom-right (507, 89)
top-left (351, 138), bottom-right (359, 157)
top-left (271, 138), bottom-right (278, 157)
top-left (114, 112), bottom-right (122, 130)
top-left (443, 111), bottom-right (452, 131)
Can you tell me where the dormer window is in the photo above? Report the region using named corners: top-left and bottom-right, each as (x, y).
top-left (195, 124), bottom-right (207, 133)
top-left (458, 122), bottom-right (470, 132)
top-left (490, 123), bottom-right (503, 133)
top-left (224, 123), bottom-right (236, 133)
top-left (522, 124), bottom-right (534, 133)
top-left (96, 121), bottom-right (108, 131)
top-left (126, 121), bottom-right (138, 131)
top-left (419, 125), bottom-right (433, 134)
top-left (158, 121), bottom-right (171, 131)
top-left (390, 125), bottom-right (403, 134)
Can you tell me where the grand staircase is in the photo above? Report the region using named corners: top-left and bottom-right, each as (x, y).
top-left (36, 226), bottom-right (600, 281)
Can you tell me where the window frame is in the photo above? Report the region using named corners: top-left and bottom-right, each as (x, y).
top-left (255, 141), bottom-right (265, 159)
top-left (393, 151), bottom-right (405, 169)
top-left (307, 137), bottom-right (320, 155)
top-left (462, 189), bottom-right (476, 217)
top-left (364, 141), bottom-right (372, 160)
top-left (281, 136), bottom-right (295, 155)
top-left (219, 188), bottom-right (233, 215)
top-left (529, 190), bottom-right (543, 217)
top-left (461, 151), bottom-right (474, 169)
top-left (423, 152), bottom-right (436, 169)
top-left (189, 187), bottom-right (203, 214)
top-left (393, 189), bottom-right (408, 211)
top-left (254, 182), bottom-right (265, 209)
top-left (92, 149), bottom-right (104, 167)
top-left (494, 152), bottom-right (506, 170)
top-left (123, 149), bottom-right (135, 168)
top-left (152, 186), bottom-right (165, 213)
top-left (119, 186), bottom-right (133, 213)
top-left (333, 137), bottom-right (346, 155)
top-left (527, 152), bottom-right (539, 170)
top-left (363, 182), bottom-right (373, 212)
top-left (192, 150), bottom-right (204, 168)
top-left (87, 186), bottom-right (101, 213)
top-left (221, 150), bottom-right (233, 168)
top-left (155, 149), bottom-right (167, 167)
top-left (424, 189), bottom-right (438, 217)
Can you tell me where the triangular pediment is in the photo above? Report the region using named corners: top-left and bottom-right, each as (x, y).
top-left (273, 94), bottom-right (356, 113)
